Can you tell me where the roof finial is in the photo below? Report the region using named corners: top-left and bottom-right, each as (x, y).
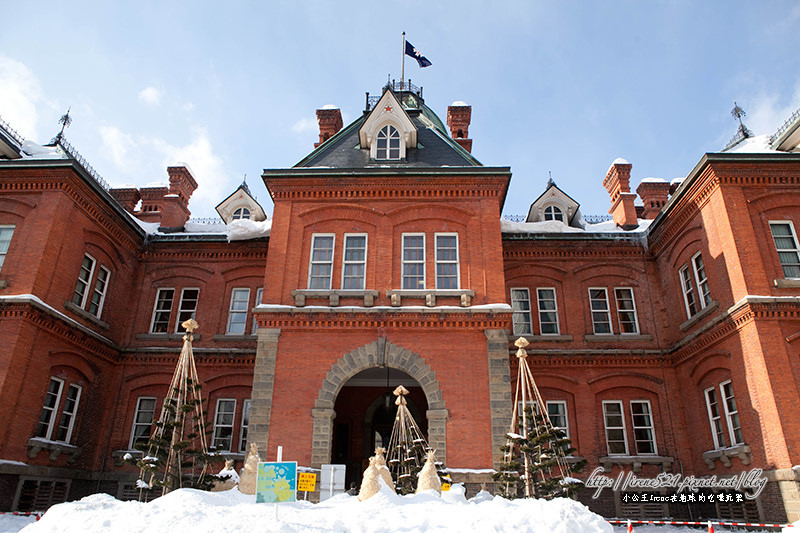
top-left (547, 171), bottom-right (556, 189)
top-left (731, 101), bottom-right (753, 138)
top-left (52, 107), bottom-right (72, 144)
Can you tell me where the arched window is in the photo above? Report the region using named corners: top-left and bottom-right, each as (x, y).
top-left (376, 125), bottom-right (401, 160)
top-left (232, 207), bottom-right (251, 220)
top-left (544, 205), bottom-right (564, 222)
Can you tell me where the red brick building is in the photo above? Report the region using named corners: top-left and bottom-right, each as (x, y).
top-left (1, 85), bottom-right (800, 522)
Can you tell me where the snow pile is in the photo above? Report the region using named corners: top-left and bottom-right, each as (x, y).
top-left (226, 218), bottom-right (272, 241)
top-left (500, 218), bottom-right (652, 235)
top-left (21, 487), bottom-right (613, 533)
top-left (20, 141), bottom-right (64, 159)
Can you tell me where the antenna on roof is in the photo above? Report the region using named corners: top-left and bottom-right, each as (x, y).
top-left (731, 101), bottom-right (753, 138)
top-left (52, 107), bottom-right (72, 144)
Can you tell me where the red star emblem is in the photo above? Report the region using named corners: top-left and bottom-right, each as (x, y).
top-left (384, 105), bottom-right (393, 112)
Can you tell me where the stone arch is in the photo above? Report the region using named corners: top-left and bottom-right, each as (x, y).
top-left (310, 337), bottom-right (448, 468)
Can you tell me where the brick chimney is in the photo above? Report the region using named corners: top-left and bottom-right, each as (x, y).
top-left (137, 186), bottom-right (168, 223)
top-left (603, 158), bottom-right (638, 230)
top-left (447, 102), bottom-right (473, 153)
top-left (160, 166), bottom-right (198, 230)
top-left (109, 187), bottom-right (141, 212)
top-left (636, 179), bottom-right (671, 220)
top-left (315, 105), bottom-right (343, 148)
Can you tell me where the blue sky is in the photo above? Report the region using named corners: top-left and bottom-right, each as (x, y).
top-left (1, 1), bottom-right (799, 219)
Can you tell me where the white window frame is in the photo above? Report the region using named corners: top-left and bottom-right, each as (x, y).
top-left (150, 288), bottom-right (175, 333)
top-left (614, 287), bottom-right (639, 334)
top-left (0, 225), bottom-right (15, 271)
top-left (589, 287), bottom-right (613, 335)
top-left (226, 288), bottom-right (251, 335)
top-left (212, 399), bottom-right (237, 452)
top-left (129, 396), bottom-right (157, 449)
top-left (232, 207), bottom-right (251, 220)
top-left (72, 254), bottom-right (97, 309)
top-left (239, 399), bottom-right (251, 452)
top-left (769, 221), bottom-right (800, 278)
top-left (375, 124), bottom-right (401, 160)
top-left (308, 234), bottom-right (335, 290)
top-left (630, 400), bottom-right (657, 455)
top-left (434, 233), bottom-right (459, 289)
top-left (252, 287), bottom-right (263, 334)
top-left (537, 287), bottom-right (559, 335)
top-left (402, 233), bottom-right (426, 289)
top-left (544, 205), bottom-right (564, 222)
top-left (36, 377), bottom-right (65, 441)
top-left (54, 383), bottom-right (81, 443)
top-left (602, 400), bottom-right (628, 455)
top-left (174, 288), bottom-right (200, 332)
top-left (720, 380), bottom-right (744, 445)
top-left (341, 234), bottom-right (367, 290)
top-left (704, 386), bottom-right (727, 449)
top-left (510, 288), bottom-right (533, 336)
top-left (87, 265), bottom-right (111, 318)
top-left (679, 265), bottom-right (698, 318)
top-left (546, 400), bottom-right (569, 438)
top-left (692, 252), bottom-right (711, 309)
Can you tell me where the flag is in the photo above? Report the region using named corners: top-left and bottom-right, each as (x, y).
top-left (405, 40), bottom-right (432, 68)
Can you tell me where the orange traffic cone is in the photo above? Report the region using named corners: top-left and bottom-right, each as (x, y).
top-left (707, 521), bottom-right (714, 533)
top-left (627, 519), bottom-right (633, 533)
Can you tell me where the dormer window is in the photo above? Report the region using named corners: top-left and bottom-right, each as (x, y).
top-left (376, 125), bottom-right (401, 160)
top-left (232, 207), bottom-right (251, 220)
top-left (544, 205), bottom-right (564, 222)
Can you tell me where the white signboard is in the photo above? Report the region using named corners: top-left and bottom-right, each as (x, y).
top-left (319, 464), bottom-right (346, 501)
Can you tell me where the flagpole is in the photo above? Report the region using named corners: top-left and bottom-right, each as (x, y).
top-left (401, 31), bottom-right (406, 90)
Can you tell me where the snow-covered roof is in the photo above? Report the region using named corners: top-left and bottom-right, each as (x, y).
top-left (501, 217), bottom-right (652, 236)
top-left (20, 140), bottom-right (67, 160)
top-left (128, 215), bottom-right (270, 241)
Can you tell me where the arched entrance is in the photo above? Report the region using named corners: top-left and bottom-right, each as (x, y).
top-left (309, 338), bottom-right (448, 481)
top-left (331, 367), bottom-right (427, 487)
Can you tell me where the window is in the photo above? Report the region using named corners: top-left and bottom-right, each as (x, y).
top-left (510, 288), bottom-right (533, 335)
top-left (537, 288), bottom-right (559, 335)
top-left (0, 225), bottom-right (14, 270)
top-left (630, 401), bottom-right (656, 454)
top-left (150, 288), bottom-right (175, 333)
top-left (603, 401), bottom-right (628, 455)
top-left (232, 207), bottom-right (250, 220)
top-left (692, 253), bottom-right (711, 308)
top-left (435, 234), bottom-right (459, 289)
top-left (770, 221), bottom-right (800, 278)
top-left (226, 288), bottom-right (251, 334)
top-left (35, 378), bottom-right (81, 443)
top-left (175, 288), bottom-right (199, 332)
top-left (679, 265), bottom-right (698, 317)
top-left (212, 399), bottom-right (236, 451)
top-left (71, 254), bottom-right (111, 318)
top-left (252, 287), bottom-right (263, 333)
top-left (402, 234), bottom-right (425, 289)
top-left (36, 378), bottom-right (64, 440)
top-left (544, 205), bottom-right (564, 222)
top-left (546, 401), bottom-right (569, 438)
top-left (720, 380), bottom-right (744, 445)
top-left (342, 234), bottom-right (367, 290)
top-left (239, 399), bottom-right (251, 452)
top-left (704, 387), bottom-right (727, 449)
top-left (615, 288), bottom-right (639, 334)
top-left (308, 234), bottom-right (334, 290)
top-left (130, 397), bottom-right (157, 448)
top-left (589, 288), bottom-right (612, 334)
top-left (376, 124), bottom-right (401, 160)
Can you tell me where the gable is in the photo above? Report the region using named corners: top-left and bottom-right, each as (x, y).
top-left (215, 184), bottom-right (267, 223)
top-left (359, 90), bottom-right (417, 159)
top-left (526, 180), bottom-right (581, 226)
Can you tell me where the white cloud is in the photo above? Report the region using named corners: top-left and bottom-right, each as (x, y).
top-left (292, 116), bottom-right (317, 134)
top-left (0, 55), bottom-right (48, 139)
top-left (99, 125), bottom-right (137, 167)
top-left (180, 102), bottom-right (195, 112)
top-left (138, 86), bottom-right (163, 106)
top-left (745, 84), bottom-right (800, 136)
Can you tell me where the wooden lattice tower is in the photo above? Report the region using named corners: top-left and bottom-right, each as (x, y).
top-left (138, 318), bottom-right (211, 495)
top-left (386, 385), bottom-right (436, 494)
top-left (502, 337), bottom-right (572, 498)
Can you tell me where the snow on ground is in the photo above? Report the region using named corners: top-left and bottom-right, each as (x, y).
top-left (0, 515), bottom-right (37, 533)
top-left (14, 486), bottom-right (615, 533)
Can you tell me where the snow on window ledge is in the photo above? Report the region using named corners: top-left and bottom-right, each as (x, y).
top-left (27, 437), bottom-right (82, 463)
top-left (599, 455), bottom-right (674, 473)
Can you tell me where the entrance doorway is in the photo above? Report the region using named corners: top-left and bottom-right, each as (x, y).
top-left (331, 367), bottom-right (427, 488)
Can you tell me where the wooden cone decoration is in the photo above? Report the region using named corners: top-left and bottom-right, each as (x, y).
top-left (373, 447), bottom-right (396, 493)
top-left (238, 442), bottom-right (260, 495)
top-left (416, 450), bottom-right (442, 494)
